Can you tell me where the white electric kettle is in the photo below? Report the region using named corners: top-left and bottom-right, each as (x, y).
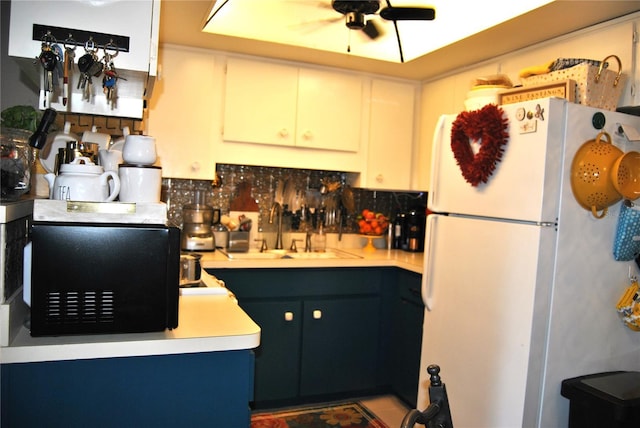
top-left (44, 157), bottom-right (120, 202)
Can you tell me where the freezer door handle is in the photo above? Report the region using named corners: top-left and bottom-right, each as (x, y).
top-left (422, 215), bottom-right (437, 311)
top-left (428, 114), bottom-right (447, 211)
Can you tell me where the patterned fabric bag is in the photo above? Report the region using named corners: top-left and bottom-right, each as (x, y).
top-left (522, 55), bottom-right (625, 111)
top-left (613, 200), bottom-right (640, 261)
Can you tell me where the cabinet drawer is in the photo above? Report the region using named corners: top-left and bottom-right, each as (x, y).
top-left (397, 270), bottom-right (423, 306)
top-left (208, 268), bottom-right (382, 299)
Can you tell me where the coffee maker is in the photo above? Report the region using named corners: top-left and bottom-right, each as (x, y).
top-left (405, 208), bottom-right (426, 252)
top-left (181, 190), bottom-right (217, 251)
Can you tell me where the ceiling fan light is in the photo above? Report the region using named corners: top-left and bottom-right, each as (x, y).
top-left (345, 11), bottom-right (366, 30)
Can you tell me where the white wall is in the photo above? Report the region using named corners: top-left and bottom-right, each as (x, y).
top-left (417, 11), bottom-right (640, 191)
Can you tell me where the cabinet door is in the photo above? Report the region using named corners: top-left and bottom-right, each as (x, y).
top-left (390, 269), bottom-right (424, 407)
top-left (366, 79), bottom-right (416, 190)
top-left (223, 57), bottom-right (297, 147)
top-left (300, 296), bottom-right (381, 397)
top-left (296, 68), bottom-right (363, 152)
top-left (241, 300), bottom-right (302, 403)
top-left (147, 46), bottom-right (219, 179)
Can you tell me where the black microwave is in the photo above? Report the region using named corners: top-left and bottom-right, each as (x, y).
top-left (26, 222), bottom-right (180, 336)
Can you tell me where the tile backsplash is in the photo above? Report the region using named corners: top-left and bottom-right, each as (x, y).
top-left (162, 164), bottom-right (426, 235)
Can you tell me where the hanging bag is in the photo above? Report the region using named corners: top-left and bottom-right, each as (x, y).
top-left (613, 200), bottom-right (640, 261)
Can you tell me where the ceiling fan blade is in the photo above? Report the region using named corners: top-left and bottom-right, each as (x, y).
top-left (379, 6), bottom-right (435, 21)
top-left (361, 19), bottom-right (382, 39)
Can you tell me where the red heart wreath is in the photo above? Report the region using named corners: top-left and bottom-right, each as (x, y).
top-left (450, 104), bottom-right (509, 187)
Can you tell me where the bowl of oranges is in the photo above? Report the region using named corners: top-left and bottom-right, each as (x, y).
top-left (357, 209), bottom-right (389, 236)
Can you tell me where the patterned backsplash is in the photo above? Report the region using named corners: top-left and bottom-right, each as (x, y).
top-left (162, 164), bottom-right (426, 234)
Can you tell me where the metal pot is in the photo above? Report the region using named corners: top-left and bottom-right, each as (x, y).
top-left (180, 253), bottom-right (202, 286)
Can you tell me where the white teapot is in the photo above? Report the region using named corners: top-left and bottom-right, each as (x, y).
top-left (44, 157), bottom-right (120, 202)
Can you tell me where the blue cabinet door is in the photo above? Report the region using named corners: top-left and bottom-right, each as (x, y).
top-left (1, 351), bottom-right (254, 428)
top-left (242, 300), bottom-right (302, 402)
top-left (300, 296), bottom-right (381, 396)
top-left (390, 269), bottom-right (424, 407)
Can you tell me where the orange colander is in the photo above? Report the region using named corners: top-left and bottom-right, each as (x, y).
top-left (612, 151), bottom-right (640, 201)
top-left (570, 131), bottom-right (623, 218)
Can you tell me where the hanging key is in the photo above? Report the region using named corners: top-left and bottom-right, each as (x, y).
top-left (63, 36), bottom-right (77, 106)
top-left (39, 45), bottom-right (58, 107)
top-left (101, 42), bottom-right (123, 108)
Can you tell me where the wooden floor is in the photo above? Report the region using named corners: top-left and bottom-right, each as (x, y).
top-left (359, 394), bottom-right (412, 428)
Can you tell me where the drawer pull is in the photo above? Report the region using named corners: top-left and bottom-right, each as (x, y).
top-left (284, 311), bottom-right (294, 322)
top-left (312, 309), bottom-right (322, 320)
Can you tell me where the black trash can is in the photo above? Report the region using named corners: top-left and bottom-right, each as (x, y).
top-left (561, 371), bottom-right (640, 428)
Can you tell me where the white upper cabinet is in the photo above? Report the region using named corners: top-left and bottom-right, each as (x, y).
top-left (296, 68), bottom-right (362, 152)
top-left (364, 79), bottom-right (417, 191)
top-left (147, 45), bottom-right (221, 180)
top-left (223, 58), bottom-right (298, 147)
top-left (223, 57), bottom-right (363, 153)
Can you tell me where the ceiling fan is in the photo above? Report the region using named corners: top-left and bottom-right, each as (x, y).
top-left (331, 1), bottom-right (435, 39)
top-left (330, 1), bottom-right (435, 62)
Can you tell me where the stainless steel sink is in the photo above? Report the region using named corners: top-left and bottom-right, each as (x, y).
top-left (218, 248), bottom-right (361, 260)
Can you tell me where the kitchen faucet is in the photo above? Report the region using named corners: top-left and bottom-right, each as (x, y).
top-left (269, 202), bottom-right (284, 250)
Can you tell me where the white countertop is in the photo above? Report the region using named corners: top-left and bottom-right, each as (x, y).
top-left (1, 235), bottom-right (423, 365)
top-left (201, 234), bottom-right (425, 274)
top-left (0, 292), bottom-right (261, 364)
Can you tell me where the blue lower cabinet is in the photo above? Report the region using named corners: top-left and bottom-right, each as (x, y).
top-left (1, 350), bottom-right (254, 428)
top-left (389, 269), bottom-right (424, 408)
top-left (209, 268), bottom-right (384, 406)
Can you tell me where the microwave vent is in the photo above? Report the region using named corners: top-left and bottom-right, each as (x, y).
top-left (44, 290), bottom-right (115, 325)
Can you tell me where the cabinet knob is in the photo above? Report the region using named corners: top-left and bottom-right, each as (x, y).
top-left (279, 128), bottom-right (289, 138)
top-left (191, 162), bottom-right (201, 172)
top-left (302, 130), bottom-right (313, 140)
top-left (284, 311), bottom-right (294, 322)
top-left (312, 309), bottom-right (322, 319)
top-left (375, 174), bottom-right (384, 183)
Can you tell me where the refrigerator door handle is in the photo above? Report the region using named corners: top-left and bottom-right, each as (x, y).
top-left (422, 215), bottom-right (437, 311)
top-left (428, 115), bottom-right (447, 211)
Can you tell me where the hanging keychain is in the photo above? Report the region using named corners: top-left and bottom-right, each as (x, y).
top-left (36, 32), bottom-right (59, 108)
top-left (101, 41), bottom-right (125, 109)
top-left (62, 34), bottom-right (77, 107)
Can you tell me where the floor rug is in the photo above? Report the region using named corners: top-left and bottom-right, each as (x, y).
top-left (251, 401), bottom-right (390, 428)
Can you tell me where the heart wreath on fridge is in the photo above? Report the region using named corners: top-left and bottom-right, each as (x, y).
top-left (450, 104), bottom-right (510, 186)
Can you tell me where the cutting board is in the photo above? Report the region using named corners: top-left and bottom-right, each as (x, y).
top-left (230, 181), bottom-right (259, 211)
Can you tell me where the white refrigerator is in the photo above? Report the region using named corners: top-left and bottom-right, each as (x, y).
top-left (418, 97), bottom-right (640, 427)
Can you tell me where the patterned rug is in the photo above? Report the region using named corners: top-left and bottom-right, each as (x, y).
top-left (251, 401), bottom-right (390, 428)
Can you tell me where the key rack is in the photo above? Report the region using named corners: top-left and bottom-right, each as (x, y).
top-left (32, 24), bottom-right (130, 53)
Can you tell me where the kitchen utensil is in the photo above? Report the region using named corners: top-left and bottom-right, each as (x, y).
top-left (98, 148), bottom-right (123, 172)
top-left (341, 185), bottom-right (356, 214)
top-left (28, 108), bottom-right (56, 150)
top-left (612, 151), bottom-right (640, 200)
top-left (180, 253), bottom-right (202, 286)
top-left (570, 131), bottom-right (623, 218)
top-left (118, 164), bottom-right (162, 203)
top-left (81, 126), bottom-right (111, 149)
top-left (181, 190), bottom-right (215, 251)
top-left (38, 121), bottom-right (79, 173)
top-left (44, 156), bottom-right (120, 202)
top-left (1, 127), bottom-right (34, 201)
top-left (122, 134), bottom-right (157, 165)
top-left (65, 140), bottom-right (99, 165)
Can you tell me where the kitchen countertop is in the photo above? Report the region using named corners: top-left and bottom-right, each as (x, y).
top-left (201, 235), bottom-right (425, 274)
top-left (0, 292), bottom-right (260, 365)
top-left (1, 236), bottom-right (423, 365)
